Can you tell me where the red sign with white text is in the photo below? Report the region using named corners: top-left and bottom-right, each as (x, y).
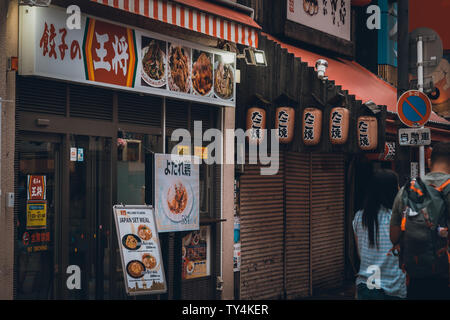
top-left (84, 19), bottom-right (137, 87)
top-left (27, 175), bottom-right (46, 201)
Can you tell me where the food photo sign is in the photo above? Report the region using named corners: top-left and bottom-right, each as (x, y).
top-left (19, 5), bottom-right (236, 107)
top-left (182, 226), bottom-right (211, 280)
top-left (154, 154), bottom-right (200, 233)
top-left (112, 205), bottom-right (167, 295)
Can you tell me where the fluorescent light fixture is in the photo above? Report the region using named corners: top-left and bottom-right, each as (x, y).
top-left (254, 51), bottom-right (265, 65)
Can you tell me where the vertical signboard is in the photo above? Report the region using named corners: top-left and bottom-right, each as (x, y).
top-left (286, 0), bottom-right (351, 41)
top-left (154, 154), bottom-right (199, 233)
top-left (378, 0), bottom-right (398, 67)
top-left (181, 226), bottom-right (211, 280)
top-left (113, 205), bottom-right (167, 295)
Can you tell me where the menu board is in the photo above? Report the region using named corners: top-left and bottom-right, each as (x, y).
top-left (154, 154), bottom-right (199, 233)
top-left (113, 205), bottom-right (167, 295)
top-left (182, 226), bottom-right (211, 280)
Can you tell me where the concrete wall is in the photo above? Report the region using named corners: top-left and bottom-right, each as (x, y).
top-left (0, 0), bottom-right (17, 300)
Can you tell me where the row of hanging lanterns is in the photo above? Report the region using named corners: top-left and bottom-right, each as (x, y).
top-left (246, 106), bottom-right (378, 151)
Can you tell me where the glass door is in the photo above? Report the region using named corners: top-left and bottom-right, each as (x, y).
top-left (16, 134), bottom-right (61, 299)
top-left (65, 135), bottom-right (112, 299)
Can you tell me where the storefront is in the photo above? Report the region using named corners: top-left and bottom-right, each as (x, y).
top-left (11, 0), bottom-right (260, 299)
top-left (234, 34), bottom-right (387, 299)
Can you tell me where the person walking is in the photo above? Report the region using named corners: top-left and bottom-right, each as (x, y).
top-left (390, 142), bottom-right (450, 300)
top-left (353, 169), bottom-right (407, 300)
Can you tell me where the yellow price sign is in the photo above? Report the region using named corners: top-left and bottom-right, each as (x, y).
top-left (26, 201), bottom-right (47, 229)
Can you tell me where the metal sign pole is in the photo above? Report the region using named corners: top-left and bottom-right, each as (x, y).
top-left (417, 36), bottom-right (426, 179)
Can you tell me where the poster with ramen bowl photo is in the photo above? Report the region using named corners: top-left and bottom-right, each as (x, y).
top-left (112, 205), bottom-right (167, 296)
top-left (154, 153), bottom-right (199, 233)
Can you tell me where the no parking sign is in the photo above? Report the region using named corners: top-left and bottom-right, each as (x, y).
top-left (397, 90), bottom-right (432, 127)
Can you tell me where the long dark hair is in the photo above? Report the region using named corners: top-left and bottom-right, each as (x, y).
top-left (362, 169), bottom-right (399, 248)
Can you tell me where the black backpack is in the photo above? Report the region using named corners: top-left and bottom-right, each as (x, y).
top-left (400, 177), bottom-right (450, 278)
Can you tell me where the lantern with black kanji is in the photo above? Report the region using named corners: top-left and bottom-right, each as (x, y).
top-left (357, 116), bottom-right (378, 150)
top-left (302, 108), bottom-right (322, 146)
top-left (275, 107), bottom-right (295, 144)
top-left (246, 107), bottom-right (266, 144)
top-left (329, 107), bottom-right (350, 144)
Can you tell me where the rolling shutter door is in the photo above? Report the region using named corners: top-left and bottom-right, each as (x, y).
top-left (239, 152), bottom-right (285, 300)
top-left (310, 153), bottom-right (345, 292)
top-left (285, 151), bottom-right (311, 298)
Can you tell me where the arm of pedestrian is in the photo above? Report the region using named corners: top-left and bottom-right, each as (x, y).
top-left (390, 225), bottom-right (402, 246)
top-left (353, 232), bottom-right (360, 260)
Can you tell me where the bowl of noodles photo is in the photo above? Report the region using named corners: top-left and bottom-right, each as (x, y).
top-left (142, 253), bottom-right (157, 270)
top-left (214, 60), bottom-right (234, 100)
top-left (126, 260), bottom-right (146, 278)
top-left (137, 224), bottom-right (152, 241)
top-left (168, 44), bottom-right (191, 93)
top-left (192, 51), bottom-right (213, 96)
top-left (122, 234), bottom-right (142, 251)
top-left (141, 40), bottom-right (166, 87)
top-left (161, 180), bottom-right (194, 222)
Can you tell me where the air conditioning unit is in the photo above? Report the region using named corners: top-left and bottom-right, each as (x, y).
top-left (19, 0), bottom-right (52, 7)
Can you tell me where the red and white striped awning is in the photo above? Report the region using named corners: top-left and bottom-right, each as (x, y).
top-left (90, 0), bottom-right (261, 48)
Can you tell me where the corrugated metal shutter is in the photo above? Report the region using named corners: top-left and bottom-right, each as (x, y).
top-left (285, 151), bottom-right (311, 298)
top-left (69, 84), bottom-right (113, 120)
top-left (310, 153), bottom-right (345, 292)
top-left (16, 76), bottom-right (66, 116)
top-left (239, 151), bottom-right (345, 299)
top-left (239, 152), bottom-right (285, 300)
top-left (166, 99), bottom-right (188, 130)
top-left (118, 92), bottom-right (162, 127)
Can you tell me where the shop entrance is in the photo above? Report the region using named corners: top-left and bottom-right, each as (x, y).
top-left (64, 135), bottom-right (112, 299)
top-left (16, 133), bottom-right (113, 299)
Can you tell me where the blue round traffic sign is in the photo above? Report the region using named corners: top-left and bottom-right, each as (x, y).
top-left (397, 90), bottom-right (432, 127)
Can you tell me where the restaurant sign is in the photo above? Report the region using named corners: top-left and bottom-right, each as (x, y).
top-left (19, 6), bottom-right (236, 107)
top-left (287, 0), bottom-right (351, 41)
top-left (154, 154), bottom-right (199, 233)
top-left (113, 205), bottom-right (167, 295)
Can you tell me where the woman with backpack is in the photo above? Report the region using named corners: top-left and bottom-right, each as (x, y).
top-left (353, 169), bottom-right (407, 299)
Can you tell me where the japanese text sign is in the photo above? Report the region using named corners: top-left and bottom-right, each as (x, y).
top-left (398, 128), bottom-right (431, 146)
top-left (27, 175), bottom-right (46, 200)
top-left (26, 201), bottom-right (47, 229)
top-left (357, 116), bottom-right (378, 150)
top-left (19, 5), bottom-right (236, 107)
top-left (302, 108), bottom-right (322, 146)
top-left (287, 0), bottom-right (351, 41)
top-left (154, 154), bottom-right (199, 233)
